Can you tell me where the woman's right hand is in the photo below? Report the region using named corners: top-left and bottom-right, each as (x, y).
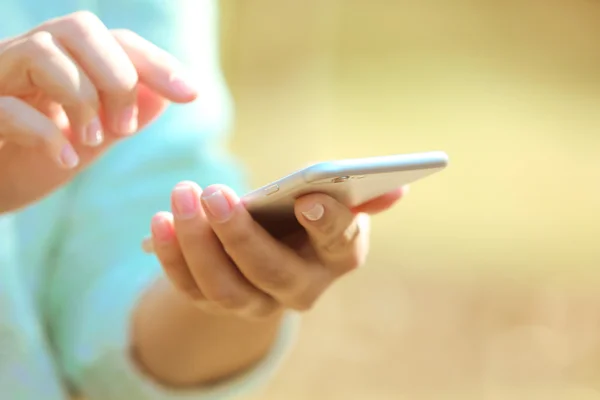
top-left (0, 11), bottom-right (198, 214)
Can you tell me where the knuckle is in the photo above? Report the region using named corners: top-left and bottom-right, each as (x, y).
top-left (247, 301), bottom-right (282, 320)
top-left (110, 28), bottom-right (139, 43)
top-left (22, 31), bottom-right (56, 58)
top-left (321, 219), bottom-right (361, 254)
top-left (64, 78), bottom-right (101, 112)
top-left (21, 33), bottom-right (101, 113)
top-left (63, 11), bottom-right (103, 34)
top-left (209, 288), bottom-right (251, 311)
top-left (288, 274), bottom-right (330, 312)
top-left (102, 79), bottom-right (137, 100)
top-left (27, 31), bottom-right (54, 47)
top-left (223, 227), bottom-right (256, 252)
top-left (317, 217), bottom-right (339, 237)
top-left (252, 265), bottom-right (299, 292)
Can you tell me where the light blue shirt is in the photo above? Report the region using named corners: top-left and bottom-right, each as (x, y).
top-left (0, 1), bottom-right (296, 399)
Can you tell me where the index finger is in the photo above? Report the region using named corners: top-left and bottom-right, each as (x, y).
top-left (351, 186), bottom-right (407, 215)
top-left (112, 29), bottom-right (198, 103)
top-left (34, 12), bottom-right (140, 135)
top-left (199, 185), bottom-right (322, 310)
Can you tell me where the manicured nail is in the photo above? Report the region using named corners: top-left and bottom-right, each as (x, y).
top-left (59, 144), bottom-right (79, 169)
top-left (173, 184), bottom-right (199, 220)
top-left (118, 105), bottom-right (138, 135)
top-left (151, 215), bottom-right (173, 241)
top-left (201, 190), bottom-right (232, 222)
top-left (84, 117), bottom-right (103, 146)
top-left (169, 74), bottom-right (198, 98)
top-left (301, 203), bottom-right (324, 221)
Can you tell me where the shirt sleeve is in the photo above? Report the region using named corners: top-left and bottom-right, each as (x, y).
top-left (42, 113), bottom-right (299, 400)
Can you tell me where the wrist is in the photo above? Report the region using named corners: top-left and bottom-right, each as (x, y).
top-left (131, 277), bottom-right (284, 387)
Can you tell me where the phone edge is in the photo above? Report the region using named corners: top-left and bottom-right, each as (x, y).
top-left (302, 151), bottom-right (449, 183)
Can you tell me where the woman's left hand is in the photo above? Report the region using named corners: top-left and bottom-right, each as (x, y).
top-left (144, 182), bottom-right (405, 318)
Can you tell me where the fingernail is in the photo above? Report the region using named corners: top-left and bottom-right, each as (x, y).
top-left (59, 144), bottom-right (79, 169)
top-left (141, 236), bottom-right (155, 253)
top-left (402, 185), bottom-right (410, 196)
top-left (301, 203), bottom-right (324, 221)
top-left (173, 184), bottom-right (199, 220)
top-left (118, 105), bottom-right (138, 135)
top-left (84, 117), bottom-right (103, 146)
top-left (201, 190), bottom-right (232, 222)
top-left (169, 74), bottom-right (198, 98)
top-left (151, 215), bottom-right (173, 241)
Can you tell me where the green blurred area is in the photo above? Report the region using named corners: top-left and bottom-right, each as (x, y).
top-left (218, 1), bottom-right (600, 398)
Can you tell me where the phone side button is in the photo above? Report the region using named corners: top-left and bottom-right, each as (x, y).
top-left (263, 184), bottom-right (279, 196)
top-left (264, 184), bottom-right (280, 196)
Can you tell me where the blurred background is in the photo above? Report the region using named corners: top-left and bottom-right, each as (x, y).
top-left (217, 0), bottom-right (600, 399)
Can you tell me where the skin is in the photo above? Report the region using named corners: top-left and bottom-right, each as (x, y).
top-left (0, 11), bottom-right (197, 213)
top-left (0, 11), bottom-right (405, 390)
top-left (136, 183), bottom-right (405, 386)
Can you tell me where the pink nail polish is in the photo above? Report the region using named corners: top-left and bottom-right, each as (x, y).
top-left (151, 215), bottom-right (174, 241)
top-left (118, 105), bottom-right (138, 135)
top-left (173, 185), bottom-right (199, 219)
top-left (201, 190), bottom-right (232, 222)
top-left (59, 144), bottom-right (79, 169)
top-left (84, 117), bottom-right (103, 146)
top-left (301, 203), bottom-right (325, 221)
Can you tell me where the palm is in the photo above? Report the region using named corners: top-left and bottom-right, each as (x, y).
top-left (0, 84), bottom-right (168, 213)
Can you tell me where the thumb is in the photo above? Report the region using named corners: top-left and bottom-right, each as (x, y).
top-left (294, 193), bottom-right (369, 271)
top-left (0, 84), bottom-right (170, 212)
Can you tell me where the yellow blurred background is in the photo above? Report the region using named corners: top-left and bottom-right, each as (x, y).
top-left (218, 1), bottom-right (600, 398)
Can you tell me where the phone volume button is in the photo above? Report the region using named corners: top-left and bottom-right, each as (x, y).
top-left (264, 184), bottom-right (280, 195)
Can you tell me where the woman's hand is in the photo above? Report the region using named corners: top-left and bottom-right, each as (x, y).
top-left (0, 11), bottom-right (197, 214)
top-left (144, 182), bottom-right (405, 318)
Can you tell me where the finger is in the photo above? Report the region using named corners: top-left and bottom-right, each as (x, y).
top-left (0, 96), bottom-right (78, 168)
top-left (200, 185), bottom-right (328, 311)
top-left (150, 211), bottom-right (205, 302)
top-left (351, 186), bottom-right (407, 215)
top-left (34, 12), bottom-right (139, 136)
top-left (295, 193), bottom-right (370, 272)
top-left (0, 31), bottom-right (101, 146)
top-left (170, 182), bottom-right (278, 317)
top-left (112, 29), bottom-right (198, 103)
top-left (37, 100), bottom-right (70, 132)
top-left (141, 235), bottom-right (155, 254)
top-left (133, 83), bottom-right (169, 131)
top-left (0, 81), bottom-right (170, 198)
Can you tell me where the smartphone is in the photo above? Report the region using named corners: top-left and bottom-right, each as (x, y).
top-left (242, 151), bottom-right (448, 236)
top-left (141, 151), bottom-right (448, 252)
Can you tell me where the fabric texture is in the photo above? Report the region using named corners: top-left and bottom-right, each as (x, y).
top-left (0, 1), bottom-right (298, 399)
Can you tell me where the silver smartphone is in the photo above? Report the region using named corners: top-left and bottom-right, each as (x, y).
top-left (142, 151), bottom-right (448, 252)
top-left (242, 151), bottom-right (448, 236)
